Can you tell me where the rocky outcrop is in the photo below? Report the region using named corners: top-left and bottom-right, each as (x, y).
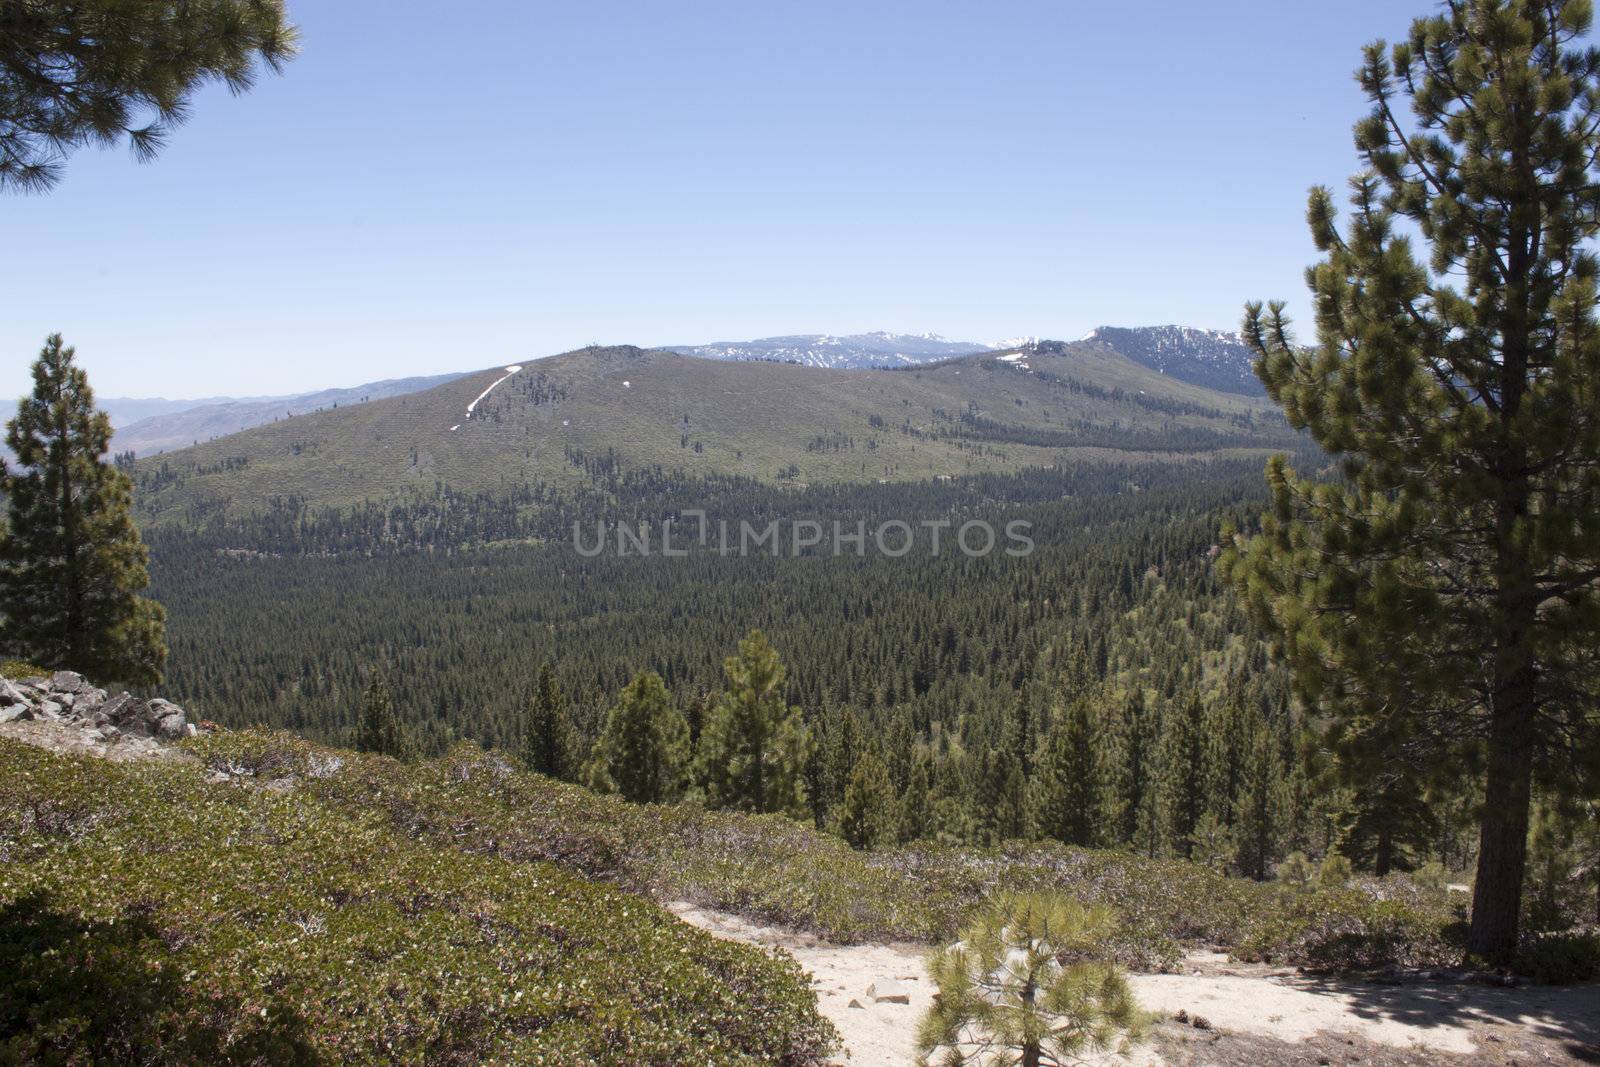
top-left (0, 671), bottom-right (200, 757)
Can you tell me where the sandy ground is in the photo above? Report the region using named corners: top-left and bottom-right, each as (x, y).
top-left (667, 902), bottom-right (1600, 1067)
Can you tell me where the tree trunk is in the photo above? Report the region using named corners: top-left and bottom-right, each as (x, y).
top-left (1021, 977), bottom-right (1040, 1067)
top-left (1467, 527), bottom-right (1538, 962)
top-left (1466, 700), bottom-right (1533, 961)
top-left (1374, 827), bottom-right (1394, 878)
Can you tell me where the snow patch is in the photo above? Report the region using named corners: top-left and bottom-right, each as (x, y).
top-left (457, 364), bottom-right (524, 426)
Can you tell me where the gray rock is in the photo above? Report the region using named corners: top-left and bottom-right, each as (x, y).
top-left (36, 700), bottom-right (63, 720)
top-left (103, 693), bottom-right (144, 726)
top-left (49, 671), bottom-right (87, 694)
top-left (0, 680), bottom-right (31, 707)
top-left (154, 712), bottom-right (187, 741)
top-left (0, 704), bottom-right (30, 724)
top-left (73, 688), bottom-right (107, 715)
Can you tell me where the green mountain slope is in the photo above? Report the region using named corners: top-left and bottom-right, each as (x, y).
top-left (132, 340), bottom-right (1293, 524)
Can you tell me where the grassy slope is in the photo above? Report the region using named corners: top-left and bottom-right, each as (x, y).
top-left (132, 343), bottom-right (1294, 523)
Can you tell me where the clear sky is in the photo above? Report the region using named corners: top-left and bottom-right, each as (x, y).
top-left (2, 0), bottom-right (1419, 400)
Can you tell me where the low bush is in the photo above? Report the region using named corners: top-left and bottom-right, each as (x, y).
top-left (182, 731), bottom-right (1467, 974)
top-left (0, 740), bottom-right (837, 1065)
top-left (1515, 932), bottom-right (1600, 984)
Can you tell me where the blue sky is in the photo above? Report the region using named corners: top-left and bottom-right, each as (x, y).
top-left (1, 0), bottom-right (1418, 400)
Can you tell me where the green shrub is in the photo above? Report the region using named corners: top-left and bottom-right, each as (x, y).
top-left (175, 731), bottom-right (1467, 976)
top-left (0, 660), bottom-right (49, 681)
top-left (0, 739), bottom-right (837, 1064)
top-left (1236, 888), bottom-right (1463, 970)
top-left (1515, 932), bottom-right (1600, 984)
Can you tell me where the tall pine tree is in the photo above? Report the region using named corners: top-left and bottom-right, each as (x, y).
top-left (0, 335), bottom-right (166, 684)
top-left (1226, 0), bottom-right (1600, 958)
top-left (696, 630), bottom-right (810, 817)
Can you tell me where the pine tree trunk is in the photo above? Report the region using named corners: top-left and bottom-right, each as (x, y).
top-left (1021, 977), bottom-right (1041, 1067)
top-left (55, 380), bottom-right (84, 666)
top-left (1467, 504), bottom-right (1539, 962)
top-left (1467, 213), bottom-right (1538, 963)
top-left (1374, 827), bottom-right (1393, 878)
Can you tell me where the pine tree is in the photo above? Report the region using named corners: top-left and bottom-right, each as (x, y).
top-left (0, 335), bottom-right (166, 684)
top-left (994, 759), bottom-right (1031, 843)
top-left (1232, 715), bottom-right (1290, 880)
top-left (918, 893), bottom-right (1146, 1067)
top-left (696, 630), bottom-right (810, 817)
top-left (1335, 773), bottom-right (1440, 876)
top-left (1031, 698), bottom-right (1105, 848)
top-left (521, 663), bottom-right (578, 781)
top-left (585, 670), bottom-right (690, 804)
top-left (1226, 0), bottom-right (1600, 958)
top-left (357, 670), bottom-right (415, 761)
top-left (898, 753), bottom-right (932, 844)
top-left (1, 1), bottom-right (297, 191)
top-left (837, 749), bottom-right (894, 850)
top-left (1153, 697), bottom-right (1207, 858)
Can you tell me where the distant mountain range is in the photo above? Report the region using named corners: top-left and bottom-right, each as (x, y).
top-left (1083, 326), bottom-right (1264, 397)
top-left (666, 326), bottom-right (1263, 396)
top-left (105, 373), bottom-right (467, 456)
top-left (664, 332), bottom-right (992, 369)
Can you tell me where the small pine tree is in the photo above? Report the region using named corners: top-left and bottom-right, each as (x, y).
top-left (0, 335), bottom-right (166, 685)
top-left (521, 663), bottom-right (578, 781)
top-left (356, 671), bottom-right (416, 761)
top-left (918, 893), bottom-right (1146, 1067)
top-left (585, 670), bottom-right (690, 804)
top-left (696, 630), bottom-right (810, 817)
top-left (837, 749), bottom-right (895, 850)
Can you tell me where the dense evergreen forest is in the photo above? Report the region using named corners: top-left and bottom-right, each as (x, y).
top-left (142, 448), bottom-right (1497, 884)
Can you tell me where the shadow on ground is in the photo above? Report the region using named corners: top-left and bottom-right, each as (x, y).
top-left (1291, 973), bottom-right (1600, 1064)
top-left (0, 893), bottom-right (322, 1065)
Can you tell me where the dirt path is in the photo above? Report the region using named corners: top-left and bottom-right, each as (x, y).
top-left (667, 902), bottom-right (1600, 1067)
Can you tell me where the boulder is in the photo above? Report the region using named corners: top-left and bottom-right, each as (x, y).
top-left (0, 704), bottom-right (30, 724)
top-left (73, 688), bottom-right (108, 715)
top-left (36, 700), bottom-right (63, 720)
top-left (0, 680), bottom-right (31, 707)
top-left (49, 671), bottom-right (87, 694)
top-left (154, 712), bottom-right (188, 741)
top-left (866, 980), bottom-right (911, 1005)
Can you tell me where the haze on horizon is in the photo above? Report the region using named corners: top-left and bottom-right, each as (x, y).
top-left (1, 0), bottom-right (1406, 401)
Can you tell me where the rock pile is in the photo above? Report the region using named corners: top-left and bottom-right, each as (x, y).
top-left (0, 670), bottom-right (196, 746)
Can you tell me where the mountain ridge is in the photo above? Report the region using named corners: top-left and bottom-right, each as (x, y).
top-left (129, 340), bottom-right (1294, 530)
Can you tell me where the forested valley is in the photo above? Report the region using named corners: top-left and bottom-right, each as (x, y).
top-left (143, 448), bottom-right (1496, 887)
